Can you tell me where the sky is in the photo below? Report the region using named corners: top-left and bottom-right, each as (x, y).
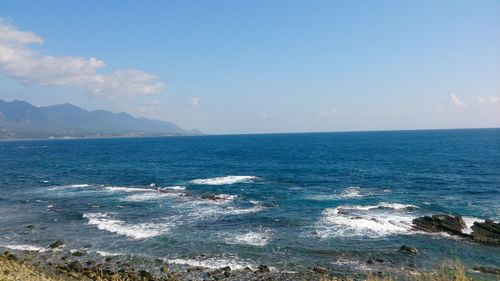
top-left (0, 0), bottom-right (499, 134)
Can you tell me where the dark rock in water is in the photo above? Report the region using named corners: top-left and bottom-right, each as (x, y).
top-left (412, 215), bottom-right (466, 236)
top-left (68, 260), bottom-right (82, 272)
top-left (105, 256), bottom-right (113, 262)
top-left (71, 251), bottom-right (85, 257)
top-left (374, 258), bottom-right (385, 263)
top-left (25, 224), bottom-right (35, 229)
top-left (400, 245), bottom-right (418, 254)
top-left (366, 259), bottom-right (374, 265)
top-left (473, 266), bottom-right (500, 275)
top-left (257, 265), bottom-right (270, 273)
top-left (139, 269), bottom-right (153, 279)
top-left (313, 266), bottom-right (328, 274)
top-left (48, 240), bottom-right (64, 248)
top-left (470, 220), bottom-right (500, 246)
top-left (201, 195), bottom-right (218, 201)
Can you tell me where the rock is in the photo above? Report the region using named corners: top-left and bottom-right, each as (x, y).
top-left (374, 258), bottom-right (384, 263)
top-left (139, 269), bottom-right (153, 279)
top-left (473, 266), bottom-right (500, 275)
top-left (3, 252), bottom-right (18, 261)
top-left (412, 215), bottom-right (466, 236)
top-left (49, 240), bottom-right (64, 248)
top-left (400, 245), bottom-right (418, 254)
top-left (470, 220), bottom-right (500, 246)
top-left (201, 195), bottom-right (218, 201)
top-left (313, 266), bottom-right (328, 274)
top-left (257, 265), bottom-right (270, 273)
top-left (105, 257), bottom-right (113, 262)
top-left (160, 266), bottom-right (170, 273)
top-left (71, 251), bottom-right (85, 257)
top-left (366, 259), bottom-right (374, 265)
top-left (68, 260), bottom-right (83, 272)
top-left (25, 224), bottom-right (35, 229)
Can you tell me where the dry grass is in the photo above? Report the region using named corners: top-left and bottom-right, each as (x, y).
top-left (0, 254), bottom-right (60, 281)
top-left (365, 261), bottom-right (470, 281)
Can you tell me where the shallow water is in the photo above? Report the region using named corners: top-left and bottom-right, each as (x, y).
top-left (1, 129), bottom-right (499, 272)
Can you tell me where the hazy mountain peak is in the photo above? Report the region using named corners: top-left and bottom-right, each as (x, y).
top-left (0, 99), bottom-right (200, 139)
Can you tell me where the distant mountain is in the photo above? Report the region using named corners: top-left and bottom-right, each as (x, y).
top-left (0, 99), bottom-right (200, 139)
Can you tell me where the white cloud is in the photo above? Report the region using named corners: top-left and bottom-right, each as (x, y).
top-left (0, 20), bottom-right (42, 44)
top-left (0, 19), bottom-right (164, 98)
top-left (476, 95), bottom-right (500, 105)
top-left (450, 93), bottom-right (466, 108)
top-left (190, 96), bottom-right (200, 106)
top-left (318, 108), bottom-right (344, 117)
top-left (258, 112), bottom-right (269, 119)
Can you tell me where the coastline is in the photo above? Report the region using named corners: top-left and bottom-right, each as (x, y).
top-left (1, 247), bottom-right (498, 281)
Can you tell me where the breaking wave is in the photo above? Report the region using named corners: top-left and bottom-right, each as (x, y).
top-left (190, 176), bottom-right (259, 185)
top-left (308, 186), bottom-right (363, 201)
top-left (316, 202), bottom-right (418, 238)
top-left (0, 244), bottom-right (47, 252)
top-left (83, 213), bottom-right (172, 239)
top-left (166, 256), bottom-right (256, 270)
top-left (223, 230), bottom-right (272, 246)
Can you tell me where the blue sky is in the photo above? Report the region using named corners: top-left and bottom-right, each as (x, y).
top-left (0, 1), bottom-right (499, 134)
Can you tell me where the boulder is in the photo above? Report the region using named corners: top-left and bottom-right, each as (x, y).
top-left (399, 245), bottom-right (418, 254)
top-left (68, 260), bottom-right (83, 272)
top-left (257, 265), bottom-right (270, 273)
top-left (313, 266), bottom-right (328, 274)
top-left (48, 240), bottom-right (64, 249)
top-left (412, 215), bottom-right (466, 236)
top-left (470, 220), bottom-right (500, 246)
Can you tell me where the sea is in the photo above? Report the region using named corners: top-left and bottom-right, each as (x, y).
top-left (0, 128), bottom-right (499, 274)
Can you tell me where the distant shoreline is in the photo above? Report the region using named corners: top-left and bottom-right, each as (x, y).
top-left (1, 127), bottom-right (498, 142)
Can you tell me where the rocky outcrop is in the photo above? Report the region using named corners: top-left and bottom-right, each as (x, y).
top-left (48, 240), bottom-right (64, 249)
top-left (470, 220), bottom-right (500, 246)
top-left (412, 215), bottom-right (466, 236)
top-left (399, 245), bottom-right (418, 254)
top-left (412, 215), bottom-right (500, 247)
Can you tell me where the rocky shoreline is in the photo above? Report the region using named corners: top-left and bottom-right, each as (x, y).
top-left (1, 215), bottom-right (499, 281)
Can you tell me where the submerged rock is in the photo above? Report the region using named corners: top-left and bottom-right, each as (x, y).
top-left (473, 266), bottom-right (500, 275)
top-left (399, 245), bottom-right (418, 254)
top-left (470, 220), bottom-right (500, 246)
top-left (412, 215), bottom-right (466, 236)
top-left (48, 240), bottom-right (64, 249)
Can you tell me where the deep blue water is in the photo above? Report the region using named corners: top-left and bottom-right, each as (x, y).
top-left (0, 129), bottom-right (499, 272)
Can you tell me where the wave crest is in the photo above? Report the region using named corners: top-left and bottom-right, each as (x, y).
top-left (83, 213), bottom-right (172, 239)
top-left (190, 176), bottom-right (259, 185)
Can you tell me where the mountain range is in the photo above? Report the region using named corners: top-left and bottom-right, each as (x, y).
top-left (0, 99), bottom-right (200, 139)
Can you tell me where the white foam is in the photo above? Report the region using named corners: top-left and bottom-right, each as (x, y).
top-left (308, 186), bottom-right (363, 201)
top-left (162, 186), bottom-right (186, 191)
top-left (1, 244), bottom-right (47, 252)
top-left (94, 250), bottom-right (122, 257)
top-left (190, 176), bottom-right (258, 185)
top-left (83, 213), bottom-right (172, 239)
top-left (167, 257), bottom-right (255, 270)
top-left (224, 230), bottom-right (271, 246)
top-left (316, 203), bottom-right (418, 238)
top-left (47, 184), bottom-right (92, 191)
top-left (103, 186), bottom-right (153, 193)
top-left (121, 192), bottom-right (180, 202)
top-left (462, 216), bottom-right (482, 234)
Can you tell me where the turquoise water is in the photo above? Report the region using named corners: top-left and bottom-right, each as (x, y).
top-left (0, 129), bottom-right (499, 272)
